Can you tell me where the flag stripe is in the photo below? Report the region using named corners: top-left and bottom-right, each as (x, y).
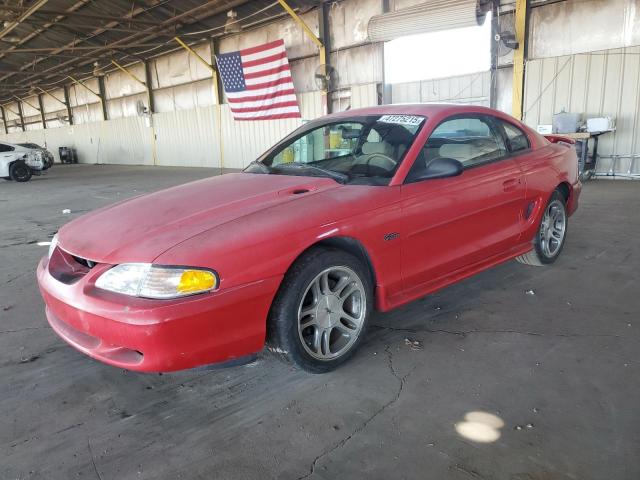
top-left (241, 51), bottom-right (287, 68)
top-left (228, 94), bottom-right (298, 110)
top-left (243, 57), bottom-right (288, 75)
top-left (234, 113), bottom-right (301, 121)
top-left (239, 39), bottom-right (284, 57)
top-left (244, 64), bottom-right (291, 80)
top-left (245, 76), bottom-right (294, 91)
top-left (232, 106), bottom-right (301, 119)
top-left (229, 100), bottom-right (299, 114)
top-left (225, 83), bottom-right (294, 100)
top-left (227, 88), bottom-right (296, 104)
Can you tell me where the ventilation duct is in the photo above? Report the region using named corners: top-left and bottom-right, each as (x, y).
top-left (368, 0), bottom-right (491, 43)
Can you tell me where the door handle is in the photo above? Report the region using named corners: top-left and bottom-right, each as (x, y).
top-left (503, 179), bottom-right (519, 192)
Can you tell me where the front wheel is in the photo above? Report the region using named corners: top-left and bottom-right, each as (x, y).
top-left (267, 247), bottom-right (372, 373)
top-left (517, 190), bottom-right (568, 266)
top-left (9, 161), bottom-right (32, 182)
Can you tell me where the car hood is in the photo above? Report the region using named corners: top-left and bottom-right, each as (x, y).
top-left (57, 173), bottom-right (340, 264)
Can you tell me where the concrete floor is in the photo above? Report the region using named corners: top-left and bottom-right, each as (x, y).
top-left (1, 165), bottom-right (638, 480)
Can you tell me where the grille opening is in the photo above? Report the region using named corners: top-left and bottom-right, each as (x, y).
top-left (72, 255), bottom-right (97, 269)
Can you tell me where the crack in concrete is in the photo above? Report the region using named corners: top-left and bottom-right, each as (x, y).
top-left (297, 345), bottom-right (412, 480)
top-left (371, 324), bottom-right (625, 339)
top-left (0, 326), bottom-right (47, 334)
top-left (87, 438), bottom-right (104, 480)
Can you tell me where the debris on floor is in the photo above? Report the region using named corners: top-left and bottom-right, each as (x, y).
top-left (525, 289), bottom-right (536, 296)
top-left (404, 338), bottom-right (424, 351)
top-left (62, 209), bottom-right (71, 214)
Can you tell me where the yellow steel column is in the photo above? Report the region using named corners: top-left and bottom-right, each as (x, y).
top-left (277, 0), bottom-right (328, 113)
top-left (512, 0), bottom-right (528, 120)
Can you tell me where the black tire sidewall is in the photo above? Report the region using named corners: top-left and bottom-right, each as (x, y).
top-left (10, 162), bottom-right (32, 182)
top-left (534, 190), bottom-right (567, 264)
top-left (268, 248), bottom-right (373, 373)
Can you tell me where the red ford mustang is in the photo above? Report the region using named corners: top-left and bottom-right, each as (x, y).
top-left (37, 105), bottom-right (581, 373)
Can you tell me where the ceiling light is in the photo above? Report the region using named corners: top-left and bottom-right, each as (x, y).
top-left (92, 61), bottom-right (104, 77)
top-left (224, 10), bottom-right (241, 34)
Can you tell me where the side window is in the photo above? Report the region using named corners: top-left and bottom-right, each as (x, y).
top-left (502, 121), bottom-right (530, 152)
top-left (0, 143), bottom-right (14, 153)
top-left (426, 116), bottom-right (506, 168)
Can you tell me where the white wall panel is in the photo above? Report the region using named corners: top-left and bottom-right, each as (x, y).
top-left (351, 83), bottom-right (379, 108)
top-left (105, 63), bottom-right (147, 99)
top-left (41, 88), bottom-right (67, 113)
top-left (523, 48), bottom-right (640, 175)
top-left (529, 0), bottom-right (640, 59)
top-left (72, 102), bottom-right (103, 124)
top-left (328, 0), bottom-right (381, 49)
top-left (151, 42), bottom-right (213, 89)
top-left (219, 10), bottom-right (318, 60)
top-left (68, 78), bottom-right (100, 107)
top-left (153, 107), bottom-right (221, 168)
top-left (392, 71), bottom-right (491, 106)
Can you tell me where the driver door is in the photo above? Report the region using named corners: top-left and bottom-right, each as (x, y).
top-left (400, 114), bottom-right (525, 296)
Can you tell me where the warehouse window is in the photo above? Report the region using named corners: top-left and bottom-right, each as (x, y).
top-left (384, 14), bottom-right (491, 84)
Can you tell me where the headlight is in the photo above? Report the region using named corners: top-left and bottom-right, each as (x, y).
top-left (48, 234), bottom-right (58, 258)
top-left (95, 263), bottom-right (218, 299)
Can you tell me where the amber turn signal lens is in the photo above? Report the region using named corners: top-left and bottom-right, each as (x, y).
top-left (177, 270), bottom-right (217, 293)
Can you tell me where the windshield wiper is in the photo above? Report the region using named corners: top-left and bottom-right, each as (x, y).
top-left (244, 160), bottom-right (273, 174)
top-left (273, 162), bottom-right (349, 184)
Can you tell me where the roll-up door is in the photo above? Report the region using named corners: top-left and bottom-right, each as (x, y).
top-left (368, 0), bottom-right (490, 42)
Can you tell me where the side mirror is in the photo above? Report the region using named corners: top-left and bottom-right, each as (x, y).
top-left (408, 157), bottom-right (464, 182)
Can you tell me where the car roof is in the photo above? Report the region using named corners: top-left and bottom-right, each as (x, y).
top-left (326, 103), bottom-right (511, 120)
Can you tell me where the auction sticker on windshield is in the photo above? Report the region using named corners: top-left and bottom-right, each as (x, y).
top-left (378, 115), bottom-right (424, 126)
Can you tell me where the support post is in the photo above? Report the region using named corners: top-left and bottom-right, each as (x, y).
top-left (511, 0), bottom-right (528, 120)
top-left (319, 2), bottom-right (331, 114)
top-left (38, 93), bottom-right (47, 129)
top-left (63, 85), bottom-right (74, 125)
top-left (144, 61), bottom-right (155, 114)
top-left (0, 106), bottom-right (8, 134)
top-left (210, 38), bottom-right (224, 105)
top-left (17, 101), bottom-right (25, 132)
top-left (97, 75), bottom-right (108, 121)
top-left (381, 0), bottom-right (392, 105)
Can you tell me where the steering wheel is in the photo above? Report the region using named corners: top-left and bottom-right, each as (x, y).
top-left (352, 153), bottom-right (397, 175)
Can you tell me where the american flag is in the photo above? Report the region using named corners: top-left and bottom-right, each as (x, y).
top-left (215, 39), bottom-right (301, 121)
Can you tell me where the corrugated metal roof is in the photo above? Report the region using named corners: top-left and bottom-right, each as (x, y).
top-left (0, 0), bottom-right (321, 102)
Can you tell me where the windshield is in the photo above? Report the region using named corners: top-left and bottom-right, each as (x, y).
top-left (247, 114), bottom-right (426, 185)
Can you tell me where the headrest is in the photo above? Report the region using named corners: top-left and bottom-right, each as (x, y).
top-left (362, 141), bottom-right (394, 156)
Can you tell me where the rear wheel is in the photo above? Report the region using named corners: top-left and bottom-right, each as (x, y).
top-left (9, 161), bottom-right (32, 182)
top-left (267, 247), bottom-right (372, 373)
top-left (517, 190), bottom-right (567, 266)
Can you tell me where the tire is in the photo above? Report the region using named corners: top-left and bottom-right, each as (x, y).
top-left (267, 247), bottom-right (373, 373)
top-left (9, 161), bottom-right (32, 182)
top-left (516, 190), bottom-right (568, 266)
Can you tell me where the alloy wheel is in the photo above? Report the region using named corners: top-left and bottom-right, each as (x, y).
top-left (539, 199), bottom-right (566, 257)
top-left (297, 266), bottom-right (366, 361)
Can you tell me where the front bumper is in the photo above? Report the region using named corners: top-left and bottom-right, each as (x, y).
top-left (37, 256), bottom-right (282, 372)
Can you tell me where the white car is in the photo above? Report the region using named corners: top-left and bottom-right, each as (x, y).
top-left (0, 141), bottom-right (46, 182)
top-left (17, 142), bottom-right (54, 169)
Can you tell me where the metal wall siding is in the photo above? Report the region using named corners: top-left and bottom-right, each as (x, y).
top-left (153, 107), bottom-right (221, 168)
top-left (523, 47), bottom-right (640, 175)
top-left (391, 71), bottom-right (491, 106)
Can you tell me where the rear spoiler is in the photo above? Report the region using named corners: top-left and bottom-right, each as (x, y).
top-left (544, 135), bottom-right (576, 146)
